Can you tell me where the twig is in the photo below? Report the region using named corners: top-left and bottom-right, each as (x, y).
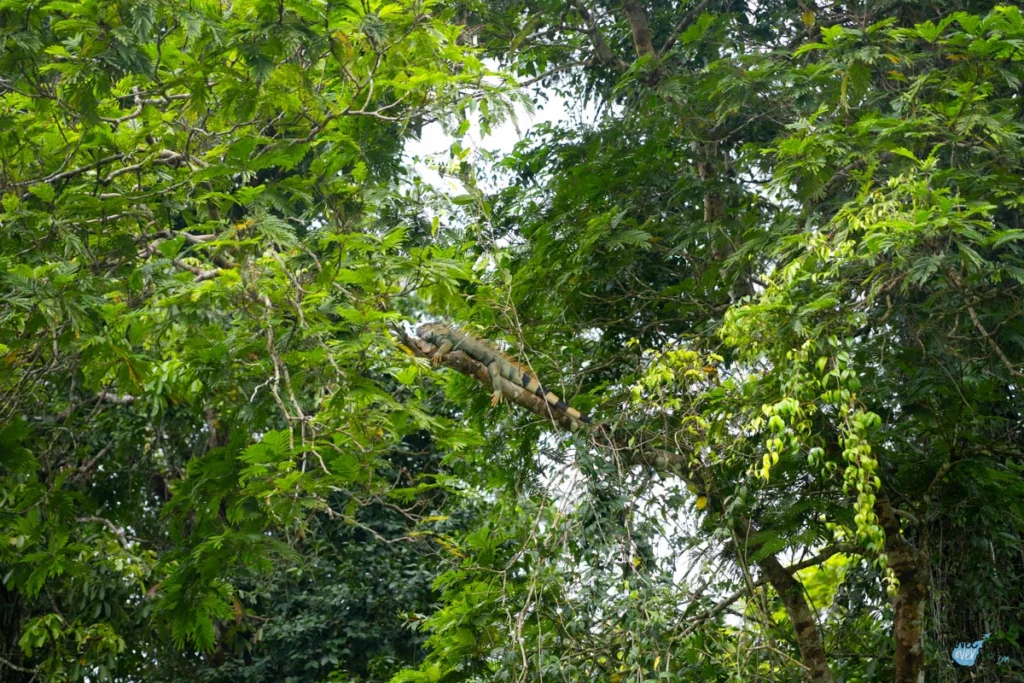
top-left (73, 443), bottom-right (112, 481)
top-left (12, 153), bottom-right (125, 187)
top-left (945, 268), bottom-right (1021, 377)
top-left (965, 302), bottom-right (1021, 377)
top-left (0, 654), bottom-right (37, 674)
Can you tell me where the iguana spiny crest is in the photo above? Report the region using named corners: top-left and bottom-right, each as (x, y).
top-left (416, 322), bottom-right (592, 425)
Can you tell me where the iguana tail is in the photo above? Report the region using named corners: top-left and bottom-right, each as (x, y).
top-left (514, 369), bottom-right (592, 424)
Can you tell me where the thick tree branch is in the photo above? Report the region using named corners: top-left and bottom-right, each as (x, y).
top-left (95, 392), bottom-right (137, 405)
top-left (876, 497), bottom-right (929, 683)
top-left (572, 0), bottom-right (627, 70)
top-left (758, 553), bottom-right (835, 683)
top-left (141, 230), bottom-right (218, 246)
top-left (0, 654), bottom-right (36, 675)
top-left (399, 329), bottom-right (709, 476)
top-left (621, 0), bottom-right (655, 58)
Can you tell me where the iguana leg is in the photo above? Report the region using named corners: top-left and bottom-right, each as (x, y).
top-left (431, 340), bottom-right (453, 366)
top-left (487, 361), bottom-right (503, 407)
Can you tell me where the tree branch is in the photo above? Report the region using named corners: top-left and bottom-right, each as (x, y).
top-left (945, 268), bottom-right (1021, 377)
top-left (404, 322), bottom-right (836, 681)
top-left (757, 553), bottom-right (835, 682)
top-left (966, 301), bottom-right (1021, 377)
top-left (400, 328), bottom-right (585, 431)
top-left (12, 153), bottom-right (126, 188)
top-left (0, 654), bottom-right (37, 674)
top-left (73, 443), bottom-right (112, 482)
top-left (682, 544), bottom-right (862, 637)
top-left (621, 0), bottom-right (655, 58)
top-left (876, 497), bottom-right (929, 683)
top-left (96, 392), bottom-right (137, 405)
top-left (572, 0), bottom-right (627, 70)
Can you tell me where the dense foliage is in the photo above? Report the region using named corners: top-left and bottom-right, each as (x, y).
top-left (0, 0), bottom-right (498, 678)
top-left (2, 0), bottom-right (1023, 682)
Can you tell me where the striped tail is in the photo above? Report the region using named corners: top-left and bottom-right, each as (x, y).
top-left (519, 371), bottom-right (592, 424)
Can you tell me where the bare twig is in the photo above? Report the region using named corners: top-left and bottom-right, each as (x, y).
top-left (945, 268), bottom-right (1021, 377)
top-left (0, 654), bottom-right (37, 675)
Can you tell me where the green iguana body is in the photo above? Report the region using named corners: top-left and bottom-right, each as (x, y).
top-left (416, 323), bottom-right (592, 425)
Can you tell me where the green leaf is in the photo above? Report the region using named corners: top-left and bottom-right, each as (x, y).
top-left (396, 365), bottom-right (418, 385)
top-left (254, 213), bottom-right (297, 248)
top-left (28, 184), bottom-right (55, 203)
top-left (793, 42), bottom-right (828, 57)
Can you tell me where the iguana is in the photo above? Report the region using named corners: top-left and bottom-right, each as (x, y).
top-left (416, 323), bottom-right (592, 425)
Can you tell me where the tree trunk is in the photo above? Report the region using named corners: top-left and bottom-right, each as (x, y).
top-left (877, 498), bottom-right (929, 683)
top-left (620, 0), bottom-right (655, 57)
top-left (758, 554), bottom-right (836, 683)
top-left (694, 140), bottom-right (724, 225)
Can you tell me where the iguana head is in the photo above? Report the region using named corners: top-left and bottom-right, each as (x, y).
top-left (416, 322), bottom-right (450, 342)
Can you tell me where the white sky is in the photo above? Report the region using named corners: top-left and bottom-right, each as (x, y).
top-left (404, 86), bottom-right (578, 194)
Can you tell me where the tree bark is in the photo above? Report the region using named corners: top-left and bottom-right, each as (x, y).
top-left (877, 498), bottom-right (929, 683)
top-left (757, 554), bottom-right (835, 683)
top-left (693, 140), bottom-right (724, 225)
top-left (621, 0), bottom-right (655, 57)
top-left (572, 0), bottom-right (625, 70)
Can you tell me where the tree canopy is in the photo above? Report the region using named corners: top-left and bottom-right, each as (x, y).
top-left (2, 0), bottom-right (1023, 682)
